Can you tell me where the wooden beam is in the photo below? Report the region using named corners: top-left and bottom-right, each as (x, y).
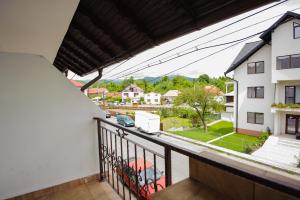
top-left (78, 6), bottom-right (129, 52)
top-left (110, 0), bottom-right (156, 45)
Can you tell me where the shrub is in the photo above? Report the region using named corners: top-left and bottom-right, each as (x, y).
top-left (244, 144), bottom-right (255, 154)
top-left (258, 131), bottom-right (269, 146)
top-left (159, 108), bottom-right (171, 118)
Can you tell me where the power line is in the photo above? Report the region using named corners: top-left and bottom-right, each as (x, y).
top-left (105, 6), bottom-right (300, 80)
top-left (102, 59), bottom-right (130, 76)
top-left (148, 38), bottom-right (255, 83)
top-left (110, 31), bottom-right (264, 80)
top-left (103, 0), bottom-right (287, 79)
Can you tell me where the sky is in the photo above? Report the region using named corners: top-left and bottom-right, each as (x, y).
top-left (68, 0), bottom-right (300, 81)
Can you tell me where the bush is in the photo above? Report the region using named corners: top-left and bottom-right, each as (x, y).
top-left (244, 144), bottom-right (255, 154)
top-left (172, 108), bottom-right (194, 119)
top-left (258, 132), bottom-right (269, 146)
top-left (159, 108), bottom-right (172, 118)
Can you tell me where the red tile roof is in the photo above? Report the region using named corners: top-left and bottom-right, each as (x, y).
top-left (70, 80), bottom-right (84, 88)
top-left (87, 88), bottom-right (108, 94)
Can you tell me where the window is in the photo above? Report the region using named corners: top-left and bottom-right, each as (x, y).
top-left (247, 112), bottom-right (264, 125)
top-left (285, 86), bottom-right (300, 104)
top-left (154, 99), bottom-right (158, 102)
top-left (247, 87), bottom-right (264, 98)
top-left (134, 93), bottom-right (139, 97)
top-left (123, 93), bottom-right (128, 97)
top-left (247, 61), bottom-right (264, 74)
top-left (294, 22), bottom-right (300, 39)
top-left (277, 54), bottom-right (300, 70)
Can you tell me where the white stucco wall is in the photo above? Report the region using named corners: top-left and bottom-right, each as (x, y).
top-left (234, 45), bottom-right (274, 132)
top-left (272, 19), bottom-right (300, 83)
top-left (0, 0), bottom-right (79, 63)
top-left (0, 52), bottom-right (104, 199)
top-left (144, 93), bottom-right (161, 105)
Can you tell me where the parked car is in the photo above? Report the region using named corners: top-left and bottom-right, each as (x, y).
top-left (116, 115), bottom-right (135, 127)
top-left (105, 110), bottom-right (111, 118)
top-left (116, 158), bottom-right (165, 200)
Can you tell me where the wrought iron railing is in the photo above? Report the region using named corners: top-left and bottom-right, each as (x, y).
top-left (94, 117), bottom-right (300, 200)
top-left (94, 117), bottom-right (171, 200)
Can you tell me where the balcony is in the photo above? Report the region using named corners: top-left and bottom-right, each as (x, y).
top-left (91, 118), bottom-right (300, 200)
top-left (271, 103), bottom-right (300, 113)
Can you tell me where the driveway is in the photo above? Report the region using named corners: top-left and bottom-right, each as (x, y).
top-left (252, 136), bottom-right (300, 167)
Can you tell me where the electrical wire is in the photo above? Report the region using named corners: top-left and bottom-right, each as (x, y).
top-left (103, 0), bottom-right (287, 79)
top-left (110, 31), bottom-right (264, 80)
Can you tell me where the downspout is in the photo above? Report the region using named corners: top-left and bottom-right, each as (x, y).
top-left (224, 73), bottom-right (238, 132)
top-left (81, 69), bottom-right (103, 92)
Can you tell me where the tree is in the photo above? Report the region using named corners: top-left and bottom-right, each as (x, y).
top-left (175, 85), bottom-right (223, 132)
top-left (197, 74), bottom-right (210, 84)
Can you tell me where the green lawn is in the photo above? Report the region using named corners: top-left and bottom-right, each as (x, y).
top-left (169, 121), bottom-right (233, 142)
top-left (161, 117), bottom-right (192, 131)
top-left (211, 133), bottom-right (260, 153)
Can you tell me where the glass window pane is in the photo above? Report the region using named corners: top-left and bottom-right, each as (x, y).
top-left (256, 62), bottom-right (264, 73)
top-left (291, 54), bottom-right (300, 68)
top-left (247, 63), bottom-right (255, 74)
top-left (286, 86), bottom-right (295, 97)
top-left (286, 97), bottom-right (295, 104)
top-left (255, 113), bottom-right (264, 124)
top-left (296, 86), bottom-right (300, 104)
top-left (294, 26), bottom-right (300, 38)
top-left (247, 112), bottom-right (255, 124)
top-left (247, 87), bottom-right (255, 98)
top-left (277, 56), bottom-right (290, 69)
top-left (287, 116), bottom-right (296, 134)
top-left (256, 87), bottom-right (264, 98)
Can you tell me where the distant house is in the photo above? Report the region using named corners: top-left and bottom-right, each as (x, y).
top-left (121, 84), bottom-right (144, 104)
top-left (163, 90), bottom-right (180, 104)
top-left (87, 88), bottom-right (108, 98)
top-left (204, 85), bottom-right (224, 102)
top-left (106, 92), bottom-right (122, 98)
top-left (144, 92), bottom-right (161, 105)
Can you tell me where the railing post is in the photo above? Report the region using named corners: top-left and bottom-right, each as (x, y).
top-left (96, 119), bottom-right (104, 181)
top-left (164, 146), bottom-right (172, 187)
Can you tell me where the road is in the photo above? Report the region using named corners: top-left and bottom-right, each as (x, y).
top-left (103, 116), bottom-right (189, 184)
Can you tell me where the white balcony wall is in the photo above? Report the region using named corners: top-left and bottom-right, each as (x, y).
top-left (275, 80), bottom-right (300, 103)
top-left (0, 52), bottom-right (104, 199)
top-left (272, 19), bottom-right (300, 83)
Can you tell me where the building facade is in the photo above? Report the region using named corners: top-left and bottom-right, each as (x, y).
top-left (225, 12), bottom-right (300, 139)
top-left (144, 92), bottom-right (161, 105)
top-left (121, 84), bottom-right (144, 104)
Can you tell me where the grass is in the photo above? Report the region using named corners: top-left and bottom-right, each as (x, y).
top-left (161, 117), bottom-right (192, 131)
top-left (169, 121), bottom-right (233, 142)
top-left (211, 133), bottom-right (260, 153)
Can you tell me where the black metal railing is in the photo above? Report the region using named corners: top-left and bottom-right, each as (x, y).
top-left (94, 117), bottom-right (300, 200)
top-left (95, 118), bottom-right (170, 200)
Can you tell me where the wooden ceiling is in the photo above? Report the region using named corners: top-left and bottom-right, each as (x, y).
top-left (54, 0), bottom-right (274, 76)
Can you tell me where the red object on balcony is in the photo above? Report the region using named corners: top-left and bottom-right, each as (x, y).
top-left (116, 158), bottom-right (165, 200)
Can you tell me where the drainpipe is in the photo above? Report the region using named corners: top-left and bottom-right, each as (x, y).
top-left (81, 69), bottom-right (103, 92)
top-left (224, 73), bottom-right (238, 132)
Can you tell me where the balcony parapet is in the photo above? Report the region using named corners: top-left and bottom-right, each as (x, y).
top-left (271, 103), bottom-right (300, 113)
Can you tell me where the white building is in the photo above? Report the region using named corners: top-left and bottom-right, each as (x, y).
top-left (225, 11), bottom-right (300, 139)
top-left (163, 90), bottom-right (180, 104)
top-left (221, 82), bottom-right (235, 122)
top-left (144, 92), bottom-right (161, 105)
top-left (121, 84), bottom-right (144, 104)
